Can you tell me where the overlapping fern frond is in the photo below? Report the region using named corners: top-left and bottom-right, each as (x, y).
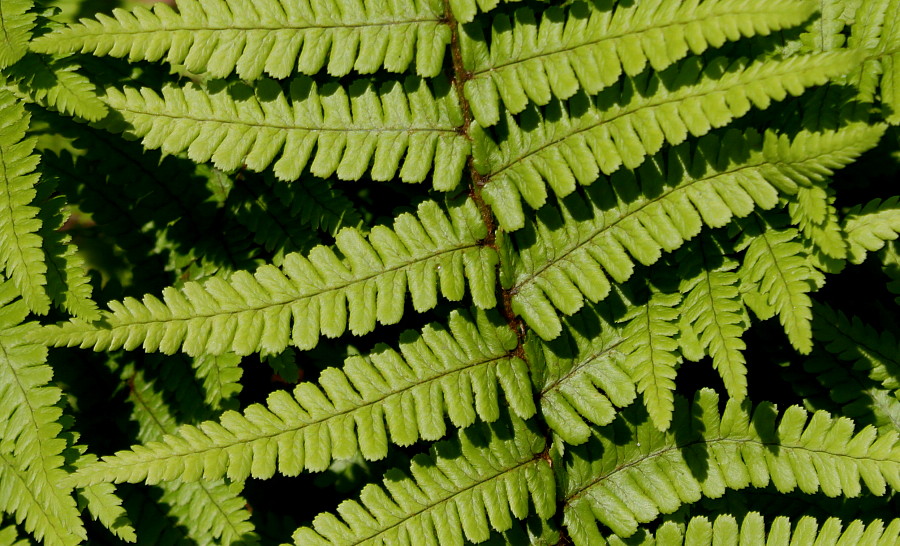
top-left (0, 0), bottom-right (34, 69)
top-left (461, 0), bottom-right (818, 126)
top-left (561, 389), bottom-right (900, 545)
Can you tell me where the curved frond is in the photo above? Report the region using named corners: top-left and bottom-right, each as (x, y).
top-left (618, 290), bottom-right (681, 431)
top-left (844, 197), bottom-right (900, 264)
top-left (74, 456), bottom-right (137, 543)
top-left (507, 125), bottom-right (880, 340)
top-left (812, 302), bottom-right (900, 397)
top-left (475, 52), bottom-right (859, 230)
top-left (461, 0), bottom-right (817, 126)
top-left (292, 416), bottom-right (555, 545)
top-left (677, 236), bottom-right (748, 400)
top-left (531, 299), bottom-right (636, 445)
top-left (97, 76), bottom-right (468, 189)
top-left (0, 0), bottom-right (34, 69)
top-left (37, 198), bottom-right (496, 356)
top-left (561, 388), bottom-right (900, 544)
top-left (605, 513), bottom-right (900, 545)
top-left (30, 0), bottom-right (450, 79)
top-left (0, 282), bottom-right (83, 546)
top-left (69, 308), bottom-right (534, 486)
top-left (3, 54), bottom-right (108, 122)
top-left (0, 90), bottom-right (48, 314)
top-left (738, 222), bottom-right (815, 354)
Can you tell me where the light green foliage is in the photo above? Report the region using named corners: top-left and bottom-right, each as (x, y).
top-left (30, 0), bottom-right (451, 80)
top-left (1, 1), bottom-right (899, 545)
top-left (562, 389), bottom-right (900, 545)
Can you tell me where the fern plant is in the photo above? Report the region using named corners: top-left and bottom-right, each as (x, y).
top-left (1, 0), bottom-right (900, 543)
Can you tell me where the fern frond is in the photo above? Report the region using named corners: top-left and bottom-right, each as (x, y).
top-left (0, 281), bottom-right (84, 546)
top-left (30, 0), bottom-right (450, 79)
top-left (530, 299), bottom-right (636, 445)
top-left (3, 54), bottom-right (107, 122)
top-left (97, 76), bottom-right (467, 189)
top-left (37, 198), bottom-right (496, 355)
top-left (812, 302), bottom-right (900, 396)
top-left (617, 290), bottom-right (681, 431)
top-left (0, 523), bottom-right (32, 546)
top-left (461, 0), bottom-right (817, 126)
top-left (788, 184), bottom-right (847, 260)
top-left (126, 367), bottom-right (257, 545)
top-left (476, 52), bottom-right (859, 230)
top-left (292, 416), bottom-right (555, 545)
top-left (0, 0), bottom-right (34, 69)
top-left (269, 176), bottom-right (364, 237)
top-left (508, 125), bottom-right (879, 340)
top-left (738, 222), bottom-right (815, 354)
top-left (0, 90), bottom-right (49, 314)
top-left (448, 0), bottom-right (528, 24)
top-left (74, 455), bottom-right (137, 543)
top-left (192, 353), bottom-right (243, 412)
top-left (844, 197), bottom-right (900, 263)
top-left (561, 388), bottom-right (900, 544)
top-left (799, 0), bottom-right (857, 52)
top-left (677, 236), bottom-right (748, 400)
top-left (605, 513), bottom-right (900, 545)
top-left (69, 308), bottom-right (534, 486)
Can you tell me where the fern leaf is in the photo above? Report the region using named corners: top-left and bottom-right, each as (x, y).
top-left (738, 222), bottom-right (815, 354)
top-left (37, 198), bottom-right (496, 355)
top-left (448, 0), bottom-right (529, 24)
top-left (0, 282), bottom-right (84, 546)
top-left (530, 299), bottom-right (636, 445)
top-left (461, 0), bottom-right (817, 126)
top-left (677, 236), bottom-right (748, 400)
top-left (192, 353), bottom-right (243, 412)
top-left (126, 367), bottom-right (257, 545)
top-left (617, 290), bottom-right (681, 431)
top-left (292, 416), bottom-right (555, 545)
top-left (475, 51), bottom-right (860, 230)
top-left (0, 523), bottom-right (32, 546)
top-left (69, 309), bottom-right (534, 486)
top-left (268, 175), bottom-right (364, 237)
top-left (3, 54), bottom-right (108, 122)
top-left (508, 125), bottom-right (879, 340)
top-left (0, 0), bottom-right (34, 69)
top-left (97, 76), bottom-right (468, 189)
top-left (561, 388), bottom-right (900, 544)
top-left (0, 90), bottom-right (49, 314)
top-left (812, 302), bottom-right (900, 396)
top-left (74, 456), bottom-right (137, 543)
top-left (30, 0), bottom-right (450, 79)
top-left (788, 184), bottom-right (847, 260)
top-left (606, 514), bottom-right (900, 545)
top-left (799, 0), bottom-right (857, 52)
top-left (844, 197), bottom-right (900, 263)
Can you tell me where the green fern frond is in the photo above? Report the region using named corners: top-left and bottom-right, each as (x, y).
top-left (97, 76), bottom-right (468, 188)
top-left (0, 282), bottom-right (83, 546)
top-left (192, 353), bottom-right (243, 412)
top-left (37, 198), bottom-right (496, 355)
top-left (677, 236), bottom-right (748, 400)
top-left (617, 290), bottom-right (681, 431)
top-left (0, 89), bottom-right (49, 314)
top-left (477, 52), bottom-right (859, 230)
top-left (561, 388), bottom-right (900, 544)
top-left (0, 523), bottom-right (32, 545)
top-left (126, 367), bottom-right (257, 545)
top-left (0, 0), bottom-right (34, 69)
top-left (30, 0), bottom-right (450, 80)
top-left (292, 416), bottom-right (555, 545)
top-left (3, 53), bottom-right (107, 122)
top-left (508, 125), bottom-right (880, 340)
top-left (69, 308), bottom-right (533, 486)
top-left (800, 0), bottom-right (857, 52)
top-left (448, 0), bottom-right (529, 24)
top-left (461, 0), bottom-right (817, 126)
top-left (788, 184), bottom-right (847, 260)
top-left (530, 299), bottom-right (636, 445)
top-left (268, 175), bottom-right (364, 237)
top-left (73, 455), bottom-right (137, 543)
top-left (605, 513), bottom-right (900, 545)
top-left (844, 197), bottom-right (900, 263)
top-left (812, 302), bottom-right (900, 396)
top-left (37, 189), bottom-right (99, 322)
top-left (738, 222), bottom-right (815, 354)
